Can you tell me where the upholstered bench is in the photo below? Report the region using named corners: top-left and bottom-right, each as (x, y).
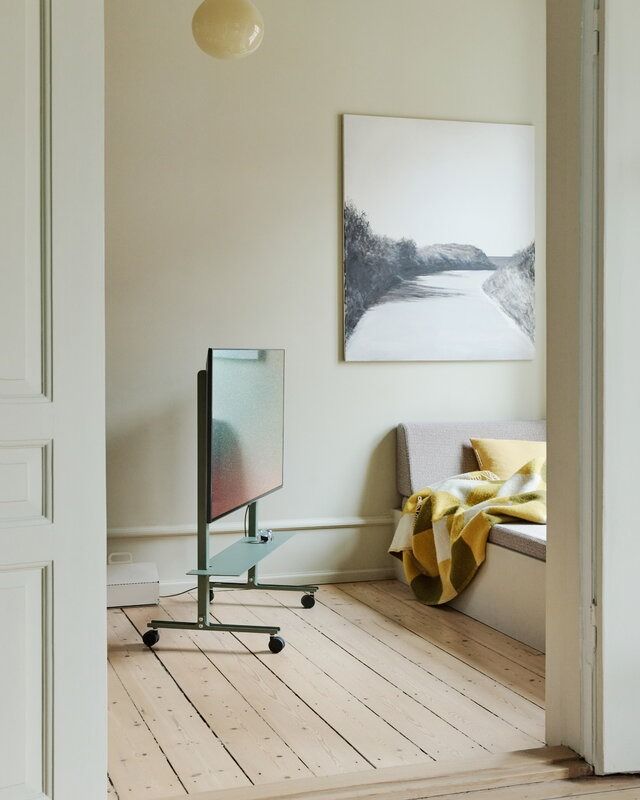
top-left (394, 420), bottom-right (546, 651)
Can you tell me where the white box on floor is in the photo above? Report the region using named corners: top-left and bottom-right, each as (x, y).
top-left (107, 560), bottom-right (159, 608)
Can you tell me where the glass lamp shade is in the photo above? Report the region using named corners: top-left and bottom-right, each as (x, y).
top-left (192, 0), bottom-right (264, 59)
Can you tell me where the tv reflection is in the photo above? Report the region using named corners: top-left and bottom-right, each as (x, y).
top-left (211, 419), bottom-right (247, 519)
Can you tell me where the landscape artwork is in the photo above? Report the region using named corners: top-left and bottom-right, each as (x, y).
top-left (343, 114), bottom-right (536, 361)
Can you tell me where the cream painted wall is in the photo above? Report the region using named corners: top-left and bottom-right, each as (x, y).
top-left (106, 0), bottom-right (546, 584)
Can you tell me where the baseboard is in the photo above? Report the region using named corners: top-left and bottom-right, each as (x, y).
top-left (158, 567), bottom-right (396, 597)
top-left (108, 514), bottom-right (393, 539)
top-left (108, 519), bottom-right (396, 594)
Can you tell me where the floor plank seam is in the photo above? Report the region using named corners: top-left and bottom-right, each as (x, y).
top-left (371, 580), bottom-right (545, 678)
top-left (339, 583), bottom-right (545, 710)
top-left (193, 587), bottom-right (417, 771)
top-left (343, 583), bottom-right (545, 694)
top-left (199, 595), bottom-right (405, 770)
top-left (213, 593), bottom-right (449, 764)
top-left (310, 593), bottom-right (544, 749)
top-left (148, 593), bottom-right (375, 780)
top-left (123, 605), bottom-right (277, 787)
top-left (220, 586), bottom-right (542, 753)
top-left (322, 585), bottom-right (545, 744)
top-left (262, 589), bottom-right (492, 756)
top-left (310, 590), bottom-right (536, 746)
top-left (108, 646), bottom-right (189, 796)
top-left (155, 599), bottom-right (327, 779)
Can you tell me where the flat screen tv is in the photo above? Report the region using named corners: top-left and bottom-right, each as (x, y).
top-left (205, 348), bottom-right (284, 522)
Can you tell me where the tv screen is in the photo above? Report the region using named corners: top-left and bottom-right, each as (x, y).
top-left (207, 348), bottom-right (284, 522)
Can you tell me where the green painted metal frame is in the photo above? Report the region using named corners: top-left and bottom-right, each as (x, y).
top-left (187, 529), bottom-right (297, 577)
top-left (147, 368), bottom-right (317, 640)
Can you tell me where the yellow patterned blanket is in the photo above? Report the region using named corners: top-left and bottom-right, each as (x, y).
top-left (389, 458), bottom-right (546, 605)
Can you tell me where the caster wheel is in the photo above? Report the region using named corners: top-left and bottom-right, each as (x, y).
top-left (301, 593), bottom-right (316, 609)
top-left (268, 635), bottom-right (285, 654)
top-left (142, 629), bottom-right (160, 648)
top-left (209, 588), bottom-right (215, 602)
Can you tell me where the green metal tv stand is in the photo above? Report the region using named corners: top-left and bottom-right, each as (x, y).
top-left (143, 370), bottom-right (317, 653)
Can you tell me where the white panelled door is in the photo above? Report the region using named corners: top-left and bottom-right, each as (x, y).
top-left (0, 1), bottom-right (106, 798)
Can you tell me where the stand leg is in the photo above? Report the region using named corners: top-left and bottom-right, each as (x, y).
top-left (197, 574), bottom-right (210, 627)
top-left (148, 618), bottom-right (280, 636)
top-left (249, 582), bottom-right (318, 593)
top-left (196, 368), bottom-right (210, 628)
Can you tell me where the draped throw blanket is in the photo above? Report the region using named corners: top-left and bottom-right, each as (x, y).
top-left (389, 458), bottom-right (546, 605)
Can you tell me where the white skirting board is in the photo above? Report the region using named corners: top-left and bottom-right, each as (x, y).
top-left (107, 518), bottom-right (396, 594)
top-left (391, 511), bottom-right (545, 652)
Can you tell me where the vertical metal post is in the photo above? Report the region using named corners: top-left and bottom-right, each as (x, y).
top-left (247, 501), bottom-right (257, 586)
top-left (197, 370), bottom-right (210, 626)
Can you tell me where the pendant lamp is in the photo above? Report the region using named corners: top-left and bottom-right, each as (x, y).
top-left (192, 0), bottom-right (264, 59)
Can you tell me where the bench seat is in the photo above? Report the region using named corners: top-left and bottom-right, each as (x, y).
top-left (490, 522), bottom-right (546, 561)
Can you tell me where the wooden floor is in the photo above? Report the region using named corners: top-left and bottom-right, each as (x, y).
top-left (106, 580), bottom-right (640, 800)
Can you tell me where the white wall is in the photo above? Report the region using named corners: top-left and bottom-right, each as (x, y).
top-left (598, 0), bottom-right (640, 773)
top-left (106, 0), bottom-right (546, 587)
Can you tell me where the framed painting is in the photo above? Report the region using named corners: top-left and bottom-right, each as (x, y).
top-left (343, 114), bottom-right (535, 361)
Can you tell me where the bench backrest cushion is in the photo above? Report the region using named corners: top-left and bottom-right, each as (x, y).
top-left (396, 420), bottom-right (547, 497)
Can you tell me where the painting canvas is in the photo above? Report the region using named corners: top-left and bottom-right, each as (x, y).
top-left (343, 114), bottom-right (535, 361)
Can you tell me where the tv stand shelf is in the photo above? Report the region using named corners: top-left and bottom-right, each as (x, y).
top-left (188, 532), bottom-right (296, 577)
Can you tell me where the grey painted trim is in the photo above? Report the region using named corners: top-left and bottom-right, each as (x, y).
top-left (579, 0), bottom-right (603, 770)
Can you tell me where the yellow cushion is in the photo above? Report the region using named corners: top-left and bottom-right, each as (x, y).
top-left (470, 438), bottom-right (546, 480)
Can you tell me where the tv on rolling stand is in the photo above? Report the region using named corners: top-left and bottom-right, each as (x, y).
top-left (144, 349), bottom-right (317, 653)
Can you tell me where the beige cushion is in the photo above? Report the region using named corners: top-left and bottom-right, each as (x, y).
top-left (395, 421), bottom-right (546, 497)
top-left (470, 437), bottom-right (547, 480)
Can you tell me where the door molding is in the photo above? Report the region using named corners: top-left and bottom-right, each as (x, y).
top-left (0, 562), bottom-right (51, 800)
top-left (545, 0), bottom-right (602, 765)
top-left (578, 0), bottom-right (603, 769)
top-left (0, 0), bottom-right (51, 403)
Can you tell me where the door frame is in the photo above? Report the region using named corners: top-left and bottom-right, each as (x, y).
top-left (545, 0), bottom-right (603, 770)
top-left (576, 0), bottom-right (603, 770)
top-left (32, 0), bottom-right (621, 788)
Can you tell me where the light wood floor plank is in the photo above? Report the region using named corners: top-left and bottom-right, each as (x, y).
top-left (218, 590), bottom-right (484, 761)
top-left (427, 776), bottom-right (640, 800)
top-left (108, 609), bottom-right (249, 793)
top-left (340, 582), bottom-right (544, 707)
top-left (109, 580), bottom-right (562, 799)
top-left (107, 661), bottom-right (186, 799)
top-left (123, 604), bottom-right (309, 784)
top-left (272, 586), bottom-right (541, 753)
top-left (315, 585), bottom-right (543, 741)
top-left (154, 746), bottom-right (591, 800)
top-left (128, 600), bottom-right (370, 779)
top-left (159, 597), bottom-right (370, 776)
top-left (374, 580), bottom-right (545, 677)
top-left (201, 594), bottom-right (430, 768)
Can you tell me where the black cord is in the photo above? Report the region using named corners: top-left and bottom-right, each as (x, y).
top-left (159, 585), bottom-right (197, 598)
top-left (161, 507), bottom-right (249, 599)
